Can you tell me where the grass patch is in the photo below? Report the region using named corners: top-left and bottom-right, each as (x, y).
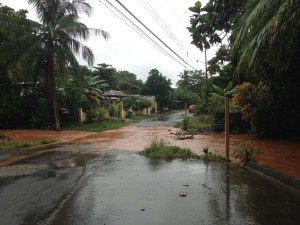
top-left (201, 152), bottom-right (223, 162)
top-left (65, 119), bottom-right (129, 132)
top-left (0, 139), bottom-right (57, 150)
top-left (139, 138), bottom-right (200, 160)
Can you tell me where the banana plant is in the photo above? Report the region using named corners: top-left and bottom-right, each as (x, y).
top-left (210, 82), bottom-right (236, 160)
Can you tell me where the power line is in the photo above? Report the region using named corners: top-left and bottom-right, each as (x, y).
top-left (138, 0), bottom-right (187, 53)
top-left (98, 0), bottom-right (191, 70)
top-left (114, 0), bottom-right (196, 70)
top-left (166, 0), bottom-right (187, 31)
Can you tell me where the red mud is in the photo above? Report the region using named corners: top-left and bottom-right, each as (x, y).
top-left (1, 126), bottom-right (300, 179)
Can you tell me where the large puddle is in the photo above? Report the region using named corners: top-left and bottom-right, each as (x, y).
top-left (51, 153), bottom-right (300, 225)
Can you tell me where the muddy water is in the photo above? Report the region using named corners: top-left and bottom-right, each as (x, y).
top-left (1, 111), bottom-right (300, 178)
top-left (68, 127), bottom-right (300, 179)
top-left (50, 153), bottom-right (300, 225)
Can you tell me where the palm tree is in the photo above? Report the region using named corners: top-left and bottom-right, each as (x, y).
top-left (233, 0), bottom-right (300, 71)
top-left (176, 70), bottom-right (192, 90)
top-left (82, 75), bottom-right (109, 108)
top-left (0, 0), bottom-right (109, 130)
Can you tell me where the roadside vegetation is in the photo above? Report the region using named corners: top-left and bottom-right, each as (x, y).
top-left (139, 138), bottom-right (200, 160)
top-left (1, 1), bottom-right (299, 140)
top-left (175, 115), bottom-right (213, 133)
top-left (139, 136), bottom-right (224, 161)
top-left (65, 119), bottom-right (129, 132)
top-left (0, 138), bottom-right (56, 151)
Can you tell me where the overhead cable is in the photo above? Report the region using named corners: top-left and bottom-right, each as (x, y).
top-left (114, 0), bottom-right (196, 70)
top-left (138, 0), bottom-right (187, 53)
top-left (98, 0), bottom-right (190, 69)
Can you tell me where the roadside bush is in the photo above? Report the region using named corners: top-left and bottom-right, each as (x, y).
top-left (97, 107), bottom-right (106, 121)
top-left (213, 112), bottom-right (250, 133)
top-left (123, 96), bottom-right (152, 111)
top-left (139, 138), bottom-right (200, 160)
top-left (175, 115), bottom-right (213, 133)
top-left (234, 141), bottom-right (261, 165)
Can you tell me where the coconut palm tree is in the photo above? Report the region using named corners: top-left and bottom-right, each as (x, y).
top-left (233, 0), bottom-right (300, 71)
top-left (176, 70), bottom-right (192, 90)
top-left (0, 0), bottom-right (109, 130)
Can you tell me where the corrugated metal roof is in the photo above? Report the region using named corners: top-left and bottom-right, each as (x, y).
top-left (103, 90), bottom-right (128, 97)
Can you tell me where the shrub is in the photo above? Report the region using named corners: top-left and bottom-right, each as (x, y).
top-left (139, 138), bottom-right (199, 160)
top-left (234, 141), bottom-right (261, 165)
top-left (123, 96), bottom-right (152, 111)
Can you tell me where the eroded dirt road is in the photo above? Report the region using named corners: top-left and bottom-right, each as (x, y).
top-left (1, 112), bottom-right (300, 178)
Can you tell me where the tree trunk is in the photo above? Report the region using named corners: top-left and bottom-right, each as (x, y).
top-left (45, 43), bottom-right (61, 131)
top-left (225, 97), bottom-right (230, 160)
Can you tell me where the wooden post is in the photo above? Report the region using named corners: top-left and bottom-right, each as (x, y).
top-left (184, 101), bottom-right (187, 118)
top-left (225, 96), bottom-right (230, 160)
top-left (120, 99), bottom-right (124, 119)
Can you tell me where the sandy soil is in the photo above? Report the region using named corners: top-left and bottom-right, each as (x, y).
top-left (1, 126), bottom-right (300, 179)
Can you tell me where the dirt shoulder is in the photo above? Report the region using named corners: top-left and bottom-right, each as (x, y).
top-left (1, 127), bottom-right (300, 179)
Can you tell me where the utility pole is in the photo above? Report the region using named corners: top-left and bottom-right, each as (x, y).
top-left (204, 48), bottom-right (208, 79)
top-left (225, 96), bottom-right (230, 160)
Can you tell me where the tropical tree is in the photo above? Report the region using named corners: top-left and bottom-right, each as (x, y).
top-left (173, 88), bottom-right (198, 117)
top-left (0, 0), bottom-right (109, 131)
top-left (176, 70), bottom-right (192, 89)
top-left (115, 70), bottom-right (144, 95)
top-left (93, 63), bottom-right (118, 90)
top-left (233, 0), bottom-right (300, 71)
top-left (82, 75), bottom-right (109, 108)
top-left (189, 70), bottom-right (205, 93)
top-left (188, 1), bottom-right (245, 52)
top-left (141, 69), bottom-right (172, 110)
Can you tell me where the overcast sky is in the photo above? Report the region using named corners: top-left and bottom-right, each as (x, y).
top-left (1, 0), bottom-right (215, 86)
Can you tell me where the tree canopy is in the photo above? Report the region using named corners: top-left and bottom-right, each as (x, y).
top-left (141, 69), bottom-right (172, 108)
top-left (0, 0), bottom-right (109, 130)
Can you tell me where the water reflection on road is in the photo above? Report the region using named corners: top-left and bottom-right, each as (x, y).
top-left (50, 153), bottom-right (300, 225)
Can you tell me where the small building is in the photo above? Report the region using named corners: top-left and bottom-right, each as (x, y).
top-left (103, 90), bottom-right (128, 118)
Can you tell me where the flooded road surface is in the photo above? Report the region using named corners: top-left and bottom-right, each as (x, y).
top-left (1, 146), bottom-right (299, 225)
top-left (1, 111), bottom-right (300, 178)
top-left (1, 111), bottom-right (300, 224)
top-left (52, 153), bottom-right (300, 225)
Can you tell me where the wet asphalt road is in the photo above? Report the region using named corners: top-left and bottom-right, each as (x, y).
top-left (1, 112), bottom-right (300, 225)
top-left (134, 111), bottom-right (185, 127)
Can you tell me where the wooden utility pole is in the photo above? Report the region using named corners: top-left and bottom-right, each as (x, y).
top-left (225, 96), bottom-right (230, 160)
top-left (205, 48), bottom-right (208, 79)
top-left (184, 101), bottom-right (187, 118)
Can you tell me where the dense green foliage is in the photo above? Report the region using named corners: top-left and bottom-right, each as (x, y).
top-left (173, 88), bottom-right (198, 106)
top-left (1, 1), bottom-right (299, 139)
top-left (141, 69), bottom-right (173, 110)
top-left (93, 64), bottom-right (118, 90)
top-left (187, 0), bottom-right (300, 139)
top-left (115, 70), bottom-right (144, 95)
top-left (0, 0), bottom-right (109, 131)
top-left (123, 96), bottom-right (152, 111)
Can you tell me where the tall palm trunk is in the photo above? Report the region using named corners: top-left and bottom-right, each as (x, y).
top-left (45, 41), bottom-right (61, 131)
